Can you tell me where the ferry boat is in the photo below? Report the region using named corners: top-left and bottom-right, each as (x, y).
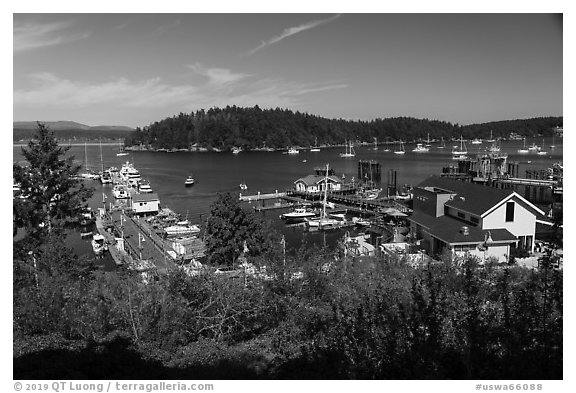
top-left (185, 175), bottom-right (195, 187)
top-left (412, 143), bottom-right (429, 153)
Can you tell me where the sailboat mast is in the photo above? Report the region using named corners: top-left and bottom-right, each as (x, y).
top-left (84, 141), bottom-right (88, 170)
top-left (322, 164), bottom-right (329, 219)
top-left (99, 138), bottom-right (104, 173)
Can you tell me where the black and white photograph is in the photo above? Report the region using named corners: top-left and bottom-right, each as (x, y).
top-left (11, 6), bottom-right (566, 387)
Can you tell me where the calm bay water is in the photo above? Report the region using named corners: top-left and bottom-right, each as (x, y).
top-left (13, 138), bottom-right (563, 256)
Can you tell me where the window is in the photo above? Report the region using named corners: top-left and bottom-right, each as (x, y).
top-left (470, 216), bottom-right (479, 225)
top-left (457, 212), bottom-right (465, 219)
top-left (505, 202), bottom-right (515, 222)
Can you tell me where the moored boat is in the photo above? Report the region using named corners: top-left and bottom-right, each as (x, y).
top-left (91, 234), bottom-right (108, 256)
top-left (185, 175), bottom-right (195, 187)
top-left (164, 223), bottom-right (201, 237)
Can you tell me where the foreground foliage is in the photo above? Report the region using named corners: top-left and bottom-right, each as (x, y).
top-left (13, 238), bottom-right (562, 379)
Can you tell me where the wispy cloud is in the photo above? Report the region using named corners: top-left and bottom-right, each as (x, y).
top-left (14, 65), bottom-right (348, 113)
top-left (13, 20), bottom-right (90, 52)
top-left (247, 14), bottom-right (341, 55)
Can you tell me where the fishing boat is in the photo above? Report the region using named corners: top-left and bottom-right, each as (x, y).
top-left (339, 140), bottom-right (356, 157)
top-left (116, 139), bottom-right (129, 156)
top-left (517, 138), bottom-right (529, 154)
top-left (310, 137), bottom-right (321, 152)
top-left (91, 234), bottom-right (108, 256)
top-left (287, 147), bottom-right (299, 154)
top-left (412, 143), bottom-right (429, 153)
top-left (393, 141), bottom-right (406, 155)
top-left (452, 136), bottom-right (468, 156)
top-left (185, 175), bottom-right (195, 187)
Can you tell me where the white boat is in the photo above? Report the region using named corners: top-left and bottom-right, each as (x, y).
top-left (185, 175), bottom-right (195, 187)
top-left (394, 141), bottom-right (406, 155)
top-left (164, 223), bottom-right (201, 237)
top-left (120, 161), bottom-right (141, 182)
top-left (452, 154), bottom-right (468, 161)
top-left (139, 181), bottom-right (153, 193)
top-left (91, 234), bottom-right (108, 256)
top-left (281, 207), bottom-right (317, 221)
top-left (339, 140), bottom-right (356, 157)
top-left (452, 136), bottom-right (467, 155)
top-left (310, 137), bottom-right (321, 152)
top-left (117, 139), bottom-right (129, 156)
top-left (528, 140), bottom-right (539, 151)
top-left (232, 147), bottom-right (242, 154)
top-left (517, 138), bottom-right (529, 154)
top-left (412, 143), bottom-right (429, 153)
top-left (488, 141), bottom-right (501, 153)
top-left (239, 182), bottom-right (248, 190)
top-left (100, 170), bottom-right (113, 184)
top-left (471, 138), bottom-right (483, 145)
top-left (425, 133), bottom-right (432, 147)
top-left (351, 217), bottom-right (371, 227)
top-left (550, 135), bottom-right (556, 150)
top-left (537, 139), bottom-right (548, 155)
top-left (112, 185), bottom-right (129, 199)
top-left (372, 137), bottom-right (378, 150)
top-left (287, 147), bottom-right (299, 154)
top-left (486, 130), bottom-right (496, 143)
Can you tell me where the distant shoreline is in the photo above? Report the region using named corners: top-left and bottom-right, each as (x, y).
top-left (13, 142), bottom-right (122, 147)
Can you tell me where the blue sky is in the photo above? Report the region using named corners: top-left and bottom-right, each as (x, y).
top-left (13, 13), bottom-right (563, 127)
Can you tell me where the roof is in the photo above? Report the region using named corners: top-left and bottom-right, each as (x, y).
top-left (417, 176), bottom-right (512, 216)
top-left (294, 174), bottom-right (342, 186)
top-left (410, 212), bottom-right (517, 245)
top-left (132, 193), bottom-right (159, 202)
top-left (417, 176), bottom-right (544, 217)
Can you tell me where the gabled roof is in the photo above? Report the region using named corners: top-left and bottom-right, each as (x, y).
top-left (417, 176), bottom-right (544, 217)
top-left (410, 212), bottom-right (517, 245)
top-left (294, 174), bottom-right (342, 186)
top-left (132, 193), bottom-right (159, 202)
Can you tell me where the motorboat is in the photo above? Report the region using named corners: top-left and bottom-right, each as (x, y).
top-left (164, 223), bottom-right (201, 237)
top-left (239, 182), bottom-right (248, 190)
top-left (100, 171), bottom-right (113, 184)
top-left (112, 185), bottom-right (129, 199)
top-left (120, 161), bottom-right (141, 182)
top-left (452, 154), bottom-right (468, 161)
top-left (528, 141), bottom-right (539, 151)
top-left (287, 147), bottom-right (299, 154)
top-left (412, 143), bottom-right (429, 153)
top-left (139, 181), bottom-right (153, 193)
top-left (185, 175), bottom-right (195, 187)
top-left (91, 234), bottom-right (108, 256)
top-left (471, 138), bottom-right (483, 145)
top-left (232, 147), bottom-right (242, 154)
top-left (339, 140), bottom-right (356, 157)
top-left (281, 207), bottom-right (317, 221)
top-left (352, 217), bottom-right (371, 227)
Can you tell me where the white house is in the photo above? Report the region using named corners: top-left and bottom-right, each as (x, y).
top-left (131, 193), bottom-right (160, 215)
top-left (408, 176), bottom-right (547, 262)
top-left (294, 174), bottom-right (343, 193)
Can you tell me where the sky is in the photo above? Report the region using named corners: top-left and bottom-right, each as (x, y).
top-left (13, 13), bottom-right (563, 128)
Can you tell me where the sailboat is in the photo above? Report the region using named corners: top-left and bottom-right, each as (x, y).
top-left (394, 141), bottom-right (406, 155)
top-left (486, 130), bottom-right (496, 143)
top-left (339, 140), bottom-right (356, 157)
top-left (116, 139), bottom-right (129, 156)
top-left (372, 137), bottom-right (378, 151)
top-left (425, 133), bottom-right (432, 147)
top-left (437, 137), bottom-right (446, 149)
top-left (412, 143), bottom-right (429, 153)
top-left (80, 142), bottom-right (99, 180)
top-left (537, 139), bottom-right (548, 156)
top-left (310, 137), bottom-right (321, 152)
top-left (305, 164), bottom-right (339, 230)
top-left (452, 136), bottom-right (468, 155)
top-left (550, 135), bottom-right (556, 150)
top-left (517, 138), bottom-right (529, 154)
top-left (528, 138), bottom-right (539, 151)
top-left (99, 138), bottom-right (112, 184)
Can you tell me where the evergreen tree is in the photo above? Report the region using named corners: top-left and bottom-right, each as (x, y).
top-left (13, 122), bottom-right (94, 239)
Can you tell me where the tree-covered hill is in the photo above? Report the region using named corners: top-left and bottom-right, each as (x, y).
top-left (125, 106), bottom-right (562, 151)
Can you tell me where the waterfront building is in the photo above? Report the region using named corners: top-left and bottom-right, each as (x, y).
top-left (408, 176), bottom-right (547, 262)
top-left (131, 193), bottom-right (160, 215)
top-left (294, 174), bottom-right (343, 193)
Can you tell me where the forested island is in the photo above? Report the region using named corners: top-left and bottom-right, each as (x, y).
top-left (124, 106), bottom-right (562, 151)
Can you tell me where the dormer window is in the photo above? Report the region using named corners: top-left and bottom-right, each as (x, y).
top-left (506, 201), bottom-right (515, 222)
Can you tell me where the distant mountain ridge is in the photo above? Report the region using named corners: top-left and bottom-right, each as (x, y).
top-left (13, 121), bottom-right (134, 131)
